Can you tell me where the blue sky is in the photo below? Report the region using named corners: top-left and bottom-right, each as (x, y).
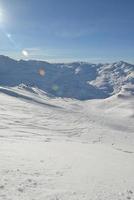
top-left (0, 0), bottom-right (134, 63)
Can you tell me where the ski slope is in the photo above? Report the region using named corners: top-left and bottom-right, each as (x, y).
top-left (0, 86), bottom-right (134, 200)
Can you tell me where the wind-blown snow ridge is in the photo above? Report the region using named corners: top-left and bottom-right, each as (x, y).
top-left (0, 55), bottom-right (133, 100)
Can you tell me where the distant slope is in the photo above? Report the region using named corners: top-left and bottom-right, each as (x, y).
top-left (0, 55), bottom-right (133, 100)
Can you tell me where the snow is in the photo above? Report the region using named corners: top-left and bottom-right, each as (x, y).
top-left (0, 55), bottom-right (133, 100)
top-left (0, 56), bottom-right (134, 199)
top-left (1, 140), bottom-right (134, 200)
top-left (0, 85), bottom-right (134, 200)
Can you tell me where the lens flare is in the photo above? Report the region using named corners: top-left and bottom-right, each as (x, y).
top-left (7, 33), bottom-right (11, 38)
top-left (38, 68), bottom-right (45, 76)
top-left (52, 84), bottom-right (59, 92)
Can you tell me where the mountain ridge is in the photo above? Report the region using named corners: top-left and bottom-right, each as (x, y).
top-left (0, 55), bottom-right (133, 100)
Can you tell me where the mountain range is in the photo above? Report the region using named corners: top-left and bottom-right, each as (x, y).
top-left (0, 55), bottom-right (133, 100)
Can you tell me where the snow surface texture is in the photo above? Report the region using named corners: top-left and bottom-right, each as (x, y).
top-left (0, 56), bottom-right (134, 200)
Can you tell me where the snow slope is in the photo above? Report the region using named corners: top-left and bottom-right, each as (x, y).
top-left (0, 85), bottom-right (134, 200)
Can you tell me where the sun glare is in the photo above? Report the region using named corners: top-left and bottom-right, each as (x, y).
top-left (22, 50), bottom-right (29, 57)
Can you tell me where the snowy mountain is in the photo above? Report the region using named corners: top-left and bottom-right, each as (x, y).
top-left (0, 55), bottom-right (134, 200)
top-left (0, 55), bottom-right (133, 100)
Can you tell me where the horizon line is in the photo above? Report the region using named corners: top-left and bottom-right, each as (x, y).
top-left (0, 54), bottom-right (134, 65)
